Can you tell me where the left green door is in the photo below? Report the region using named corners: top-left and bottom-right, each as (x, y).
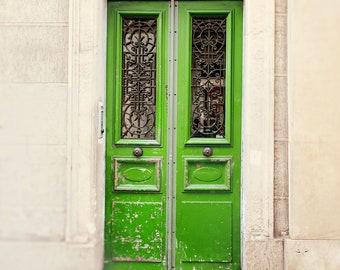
top-left (105, 2), bottom-right (169, 270)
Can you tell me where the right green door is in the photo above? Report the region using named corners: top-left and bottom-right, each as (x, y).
top-left (175, 2), bottom-right (242, 269)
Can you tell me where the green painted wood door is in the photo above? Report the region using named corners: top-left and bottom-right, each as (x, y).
top-left (105, 2), bottom-right (242, 270)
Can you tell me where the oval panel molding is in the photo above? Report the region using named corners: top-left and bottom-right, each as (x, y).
top-left (122, 167), bottom-right (152, 182)
top-left (192, 167), bottom-right (222, 182)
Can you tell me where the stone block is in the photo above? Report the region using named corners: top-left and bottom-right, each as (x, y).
top-left (275, 0), bottom-right (287, 14)
top-left (0, 241), bottom-right (103, 270)
top-left (292, 83), bottom-right (340, 143)
top-left (0, 84), bottom-right (67, 145)
top-left (289, 0), bottom-right (340, 239)
top-left (274, 198), bottom-right (289, 237)
top-left (274, 141), bottom-right (288, 197)
top-left (0, 26), bottom-right (68, 83)
top-left (0, 207), bottom-right (65, 241)
top-left (275, 13), bottom-right (287, 33)
top-left (275, 15), bottom-right (287, 75)
top-left (0, 0), bottom-right (68, 23)
top-left (0, 145), bottom-right (66, 240)
top-left (290, 142), bottom-right (340, 239)
top-left (285, 239), bottom-right (340, 270)
top-left (245, 239), bottom-right (283, 270)
top-left (274, 76), bottom-right (288, 138)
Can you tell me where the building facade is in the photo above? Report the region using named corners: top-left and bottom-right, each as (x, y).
top-left (0, 0), bottom-right (340, 269)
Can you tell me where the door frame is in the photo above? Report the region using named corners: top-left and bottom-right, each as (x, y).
top-left (65, 0), bottom-right (276, 268)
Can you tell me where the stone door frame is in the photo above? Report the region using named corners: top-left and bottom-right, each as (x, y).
top-left (66, 0), bottom-right (278, 268)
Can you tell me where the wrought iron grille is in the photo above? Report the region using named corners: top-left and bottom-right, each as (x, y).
top-left (190, 17), bottom-right (226, 138)
top-left (121, 17), bottom-right (157, 139)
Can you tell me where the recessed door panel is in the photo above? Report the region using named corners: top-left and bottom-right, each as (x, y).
top-left (105, 1), bottom-right (242, 269)
top-left (179, 201), bottom-right (232, 263)
top-left (113, 157), bottom-right (162, 191)
top-left (184, 157), bottom-right (232, 191)
top-left (111, 202), bottom-right (164, 262)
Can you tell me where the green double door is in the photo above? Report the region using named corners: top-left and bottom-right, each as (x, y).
top-left (105, 1), bottom-right (242, 269)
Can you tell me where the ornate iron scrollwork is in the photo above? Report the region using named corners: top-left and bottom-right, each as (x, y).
top-left (121, 17), bottom-right (157, 139)
top-left (190, 17), bottom-right (226, 138)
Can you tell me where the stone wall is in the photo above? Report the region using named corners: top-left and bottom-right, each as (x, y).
top-left (287, 0), bottom-right (340, 268)
top-left (0, 0), bottom-right (106, 269)
top-left (0, 0), bottom-right (68, 242)
top-left (274, 0), bottom-right (288, 239)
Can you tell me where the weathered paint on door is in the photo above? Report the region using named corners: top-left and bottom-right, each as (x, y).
top-left (105, 1), bottom-right (242, 269)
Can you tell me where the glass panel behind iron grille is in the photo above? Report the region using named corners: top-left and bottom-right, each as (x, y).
top-left (121, 17), bottom-right (157, 139)
top-left (191, 17), bottom-right (226, 138)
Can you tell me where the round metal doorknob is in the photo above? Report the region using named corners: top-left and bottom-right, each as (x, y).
top-left (133, 147), bottom-right (143, 157)
top-left (202, 147), bottom-right (213, 157)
